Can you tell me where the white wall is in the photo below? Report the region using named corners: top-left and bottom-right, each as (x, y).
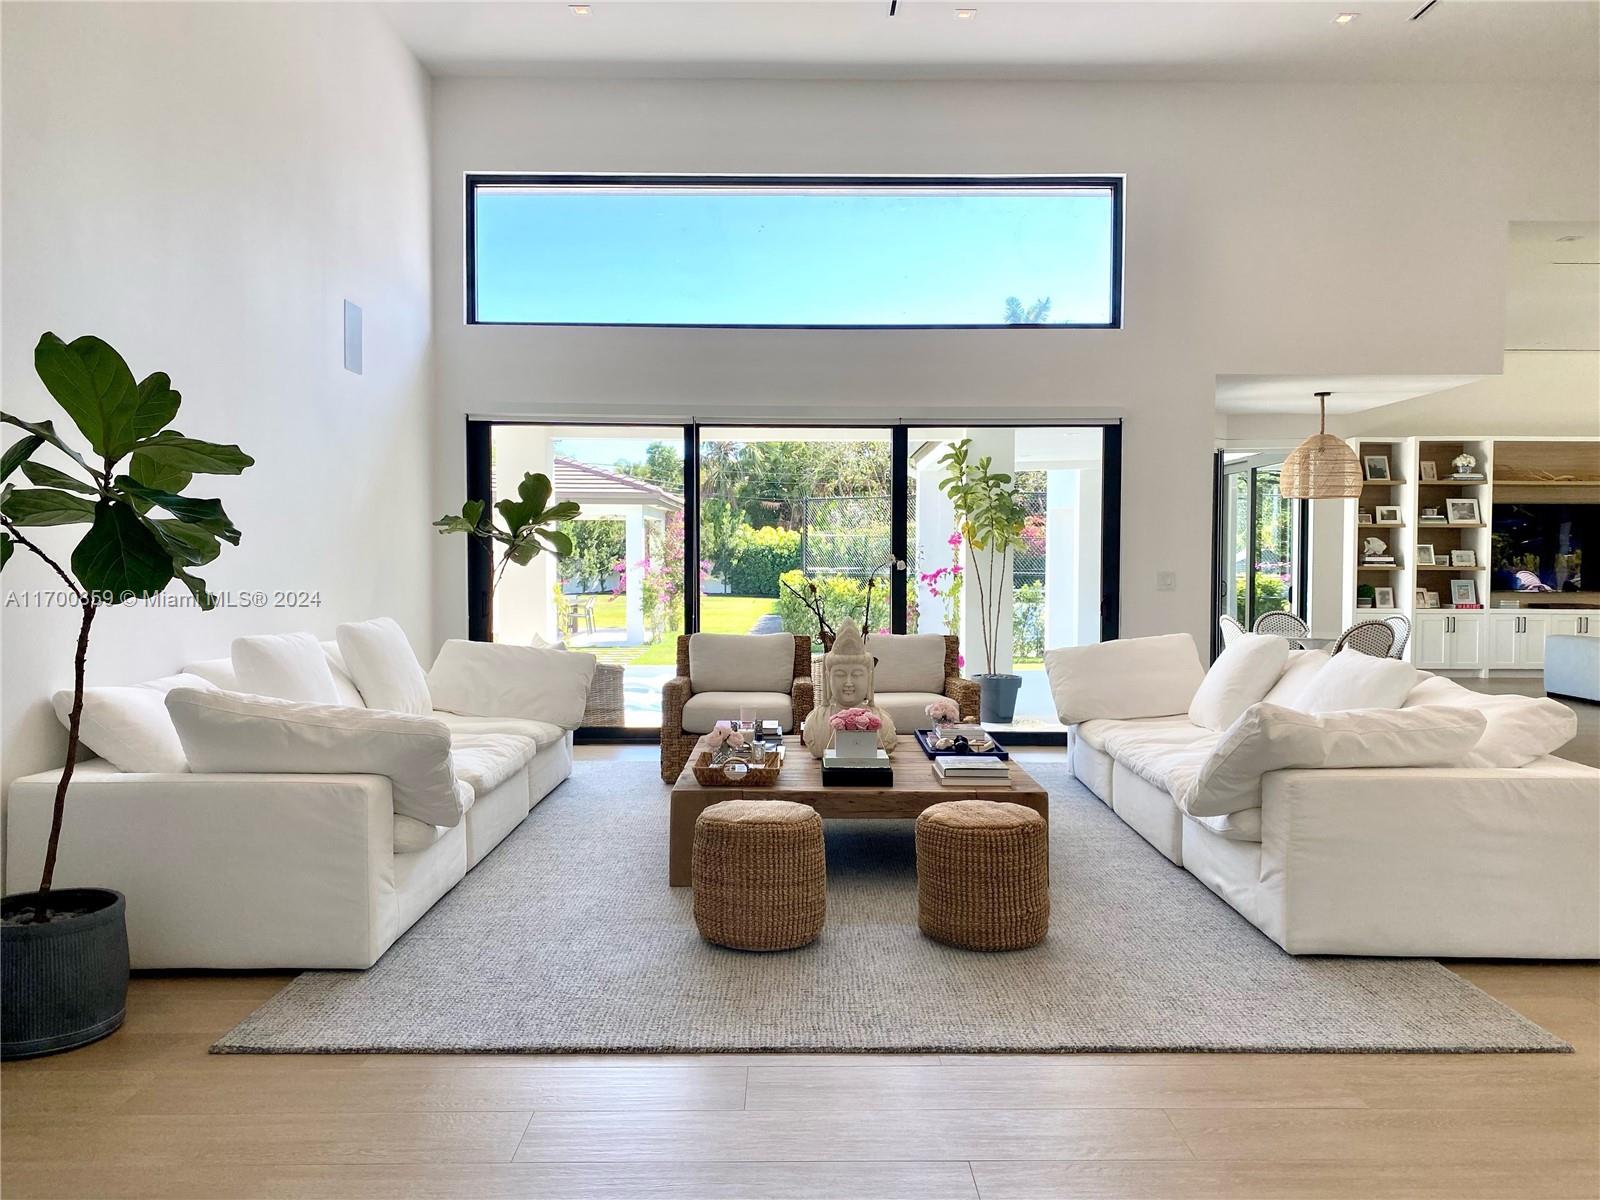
top-left (1, 3), bottom-right (434, 799)
top-left (430, 77), bottom-right (1598, 654)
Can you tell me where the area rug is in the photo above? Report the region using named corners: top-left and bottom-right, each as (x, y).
top-left (214, 762), bottom-right (1567, 1054)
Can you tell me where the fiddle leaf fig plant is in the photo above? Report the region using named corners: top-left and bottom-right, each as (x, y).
top-left (937, 437), bottom-right (1029, 675)
top-left (1, 333), bottom-right (253, 904)
top-left (435, 471), bottom-right (580, 585)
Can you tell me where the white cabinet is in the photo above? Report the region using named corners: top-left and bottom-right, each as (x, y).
top-left (1485, 611), bottom-right (1589, 669)
top-left (1414, 613), bottom-right (1485, 670)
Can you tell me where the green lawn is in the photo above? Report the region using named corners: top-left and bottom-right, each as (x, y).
top-left (576, 594), bottom-right (778, 666)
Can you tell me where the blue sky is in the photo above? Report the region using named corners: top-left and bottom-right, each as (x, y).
top-left (474, 188), bottom-right (1115, 326)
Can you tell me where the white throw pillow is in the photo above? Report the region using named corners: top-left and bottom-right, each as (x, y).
top-left (1178, 701), bottom-right (1487, 818)
top-left (687, 633), bottom-right (796, 694)
top-left (52, 673), bottom-right (218, 773)
top-left (165, 688), bottom-right (467, 827)
top-left (1045, 634), bottom-right (1205, 726)
top-left (1188, 633), bottom-right (1289, 732)
top-left (427, 639), bottom-right (599, 729)
top-left (336, 618), bottom-right (432, 715)
top-left (1292, 649), bottom-right (1418, 715)
top-left (1261, 649), bottom-right (1331, 710)
top-left (232, 632), bottom-right (340, 704)
top-left (320, 640), bottom-right (368, 708)
top-left (1403, 675), bottom-right (1578, 768)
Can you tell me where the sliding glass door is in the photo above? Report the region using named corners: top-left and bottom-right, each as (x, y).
top-left (469, 421), bottom-right (1119, 736)
top-left (1215, 452), bottom-right (1306, 651)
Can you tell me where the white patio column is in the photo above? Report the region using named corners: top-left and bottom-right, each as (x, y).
top-left (1076, 464), bottom-right (1103, 645)
top-left (914, 451), bottom-right (958, 635)
top-left (1044, 468), bottom-right (1079, 650)
top-left (959, 429), bottom-right (1015, 674)
top-left (491, 426), bottom-right (556, 644)
top-left (625, 505), bottom-right (647, 644)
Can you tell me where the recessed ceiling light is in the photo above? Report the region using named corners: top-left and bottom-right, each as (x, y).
top-left (955, 8), bottom-right (977, 19)
top-left (1555, 234), bottom-right (1583, 243)
top-left (1333, 12), bottom-right (1359, 23)
top-left (569, 3), bottom-right (590, 13)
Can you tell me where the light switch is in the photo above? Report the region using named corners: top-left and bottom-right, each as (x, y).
top-left (1156, 570), bottom-right (1177, 592)
top-left (343, 300), bottom-right (362, 375)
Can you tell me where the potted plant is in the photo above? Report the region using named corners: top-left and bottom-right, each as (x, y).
top-left (938, 439), bottom-right (1029, 723)
top-left (1, 333), bottom-right (253, 1059)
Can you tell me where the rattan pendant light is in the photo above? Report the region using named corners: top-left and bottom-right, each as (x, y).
top-left (1280, 391), bottom-right (1363, 499)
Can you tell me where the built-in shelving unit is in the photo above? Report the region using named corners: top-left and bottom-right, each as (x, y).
top-left (1340, 436), bottom-right (1598, 673)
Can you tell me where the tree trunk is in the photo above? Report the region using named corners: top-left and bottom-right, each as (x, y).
top-left (39, 601), bottom-right (96, 894)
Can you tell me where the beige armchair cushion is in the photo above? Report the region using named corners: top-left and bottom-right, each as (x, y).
top-left (681, 691), bottom-right (794, 734)
top-left (865, 634), bottom-right (946, 694)
top-left (688, 633), bottom-right (795, 694)
top-left (874, 691), bottom-right (947, 732)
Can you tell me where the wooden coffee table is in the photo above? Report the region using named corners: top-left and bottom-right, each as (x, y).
top-left (668, 735), bottom-right (1047, 886)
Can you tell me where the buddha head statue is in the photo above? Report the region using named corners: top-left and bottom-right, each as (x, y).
top-left (822, 619), bottom-right (875, 708)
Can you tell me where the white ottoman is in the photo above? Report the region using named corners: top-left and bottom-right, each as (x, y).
top-left (1545, 634), bottom-right (1600, 703)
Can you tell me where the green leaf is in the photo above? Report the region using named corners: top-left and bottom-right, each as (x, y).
top-left (148, 518), bottom-right (222, 566)
top-left (131, 372), bottom-right (181, 440)
top-left (1, 533), bottom-right (12, 569)
top-left (113, 476), bottom-right (241, 544)
top-left (517, 472), bottom-right (553, 517)
top-left (505, 538), bottom-right (541, 567)
top-left (539, 529), bottom-right (574, 557)
top-left (173, 567), bottom-right (217, 611)
top-left (2, 487), bottom-right (97, 526)
top-left (128, 451), bottom-right (191, 494)
top-left (125, 431), bottom-right (254, 475)
top-left (33, 333), bottom-right (140, 460)
top-left (460, 499), bottom-right (485, 527)
top-left (543, 500), bottom-right (581, 523)
top-left (1, 414), bottom-right (95, 478)
top-left (2, 432), bottom-right (44, 481)
top-left (71, 500), bottom-right (174, 601)
top-left (19, 461), bottom-right (95, 494)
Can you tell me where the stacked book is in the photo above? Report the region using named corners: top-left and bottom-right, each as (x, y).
top-left (821, 746), bottom-right (892, 786)
top-left (934, 755), bottom-right (1011, 787)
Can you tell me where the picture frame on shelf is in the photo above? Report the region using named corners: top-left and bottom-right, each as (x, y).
top-left (1363, 455), bottom-right (1391, 481)
top-left (1374, 587), bottom-right (1395, 609)
top-left (1420, 461), bottom-right (1438, 482)
top-left (1416, 544), bottom-right (1436, 566)
top-left (1446, 497), bottom-right (1481, 525)
top-left (1357, 509), bottom-right (1374, 524)
top-left (1425, 590), bottom-right (1441, 609)
top-left (1415, 588), bottom-right (1429, 607)
top-left (1375, 505), bottom-right (1401, 525)
top-left (1450, 549), bottom-right (1478, 567)
top-left (1450, 579), bottom-right (1478, 607)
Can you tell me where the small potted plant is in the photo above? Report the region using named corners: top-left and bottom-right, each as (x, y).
top-left (2, 332), bottom-right (252, 1059)
top-left (925, 697), bottom-right (960, 739)
top-left (828, 707), bottom-right (883, 760)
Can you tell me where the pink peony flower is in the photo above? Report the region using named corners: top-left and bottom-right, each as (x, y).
top-left (706, 721), bottom-right (747, 750)
top-left (828, 706), bottom-right (882, 732)
top-left (925, 698), bottom-right (959, 723)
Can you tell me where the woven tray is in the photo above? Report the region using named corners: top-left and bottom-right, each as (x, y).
top-left (692, 749), bottom-right (783, 788)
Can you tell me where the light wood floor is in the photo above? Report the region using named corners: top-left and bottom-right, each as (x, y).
top-left (3, 745), bottom-right (1596, 1200)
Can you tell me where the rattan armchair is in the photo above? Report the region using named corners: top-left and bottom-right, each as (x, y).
top-left (660, 634), bottom-right (815, 783)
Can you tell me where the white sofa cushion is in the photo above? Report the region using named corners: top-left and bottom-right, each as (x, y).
top-left (1188, 633), bottom-right (1289, 732)
top-left (337, 618), bottom-right (432, 715)
top-left (1189, 808), bottom-right (1263, 843)
top-left (1262, 649), bottom-right (1331, 709)
top-left (231, 632), bottom-right (340, 704)
top-left (874, 691), bottom-right (948, 732)
top-left (435, 711), bottom-right (566, 749)
top-left (1046, 634), bottom-right (1205, 726)
top-left (688, 633), bottom-right (795, 694)
top-left (1179, 701), bottom-right (1488, 818)
top-left (681, 691), bottom-right (793, 734)
top-left (865, 634), bottom-right (947, 694)
top-left (1095, 716), bottom-right (1220, 795)
top-left (449, 733), bottom-right (538, 798)
top-left (165, 688), bottom-right (468, 827)
top-left (1293, 649), bottom-right (1417, 714)
top-left (427, 639), bottom-right (598, 729)
top-left (182, 657), bottom-right (239, 690)
top-left (1403, 675), bottom-right (1578, 768)
top-left (52, 673), bottom-right (218, 774)
top-left (393, 814), bottom-right (444, 854)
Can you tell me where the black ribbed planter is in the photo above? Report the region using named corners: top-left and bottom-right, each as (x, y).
top-left (1, 888), bottom-right (128, 1060)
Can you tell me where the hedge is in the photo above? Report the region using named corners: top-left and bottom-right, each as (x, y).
top-left (726, 525), bottom-right (802, 596)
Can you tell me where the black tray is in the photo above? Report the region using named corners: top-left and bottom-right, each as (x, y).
top-left (913, 729), bottom-right (1009, 761)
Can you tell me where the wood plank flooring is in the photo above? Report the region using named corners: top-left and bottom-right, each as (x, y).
top-left (4, 745), bottom-right (1596, 1199)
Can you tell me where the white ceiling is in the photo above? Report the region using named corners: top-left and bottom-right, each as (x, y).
top-left (378, 1), bottom-right (1599, 82)
top-left (1213, 374), bottom-right (1484, 416)
top-left (1507, 221), bottom-right (1600, 352)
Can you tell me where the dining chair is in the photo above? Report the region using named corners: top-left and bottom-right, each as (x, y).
top-left (1333, 619), bottom-right (1397, 658)
top-left (1252, 610), bottom-right (1309, 649)
top-left (1218, 615), bottom-right (1246, 648)
top-left (1383, 614), bottom-right (1411, 659)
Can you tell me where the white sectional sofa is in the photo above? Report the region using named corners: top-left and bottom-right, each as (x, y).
top-left (5, 626), bottom-right (595, 969)
top-left (1048, 634), bottom-right (1600, 959)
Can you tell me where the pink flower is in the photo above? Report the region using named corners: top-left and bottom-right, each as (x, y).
top-left (706, 720), bottom-right (747, 750)
top-left (947, 531), bottom-right (963, 549)
top-left (828, 706), bottom-right (882, 732)
top-left (925, 698), bottom-right (959, 723)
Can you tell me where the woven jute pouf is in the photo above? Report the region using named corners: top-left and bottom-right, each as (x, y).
top-left (693, 799), bottom-right (826, 951)
top-left (916, 799), bottom-right (1049, 951)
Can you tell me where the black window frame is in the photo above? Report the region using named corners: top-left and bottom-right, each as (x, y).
top-left (464, 173), bottom-right (1125, 331)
